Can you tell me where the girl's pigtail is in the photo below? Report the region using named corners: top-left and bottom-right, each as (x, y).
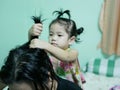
top-left (63, 10), bottom-right (71, 20)
top-left (53, 9), bottom-right (71, 21)
top-left (75, 27), bottom-right (84, 43)
top-left (77, 27), bottom-right (84, 35)
top-left (53, 9), bottom-right (63, 19)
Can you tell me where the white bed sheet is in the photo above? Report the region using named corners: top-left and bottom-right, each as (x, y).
top-left (83, 72), bottom-right (120, 90)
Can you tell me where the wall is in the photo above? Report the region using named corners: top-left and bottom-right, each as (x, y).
top-left (0, 0), bottom-right (103, 68)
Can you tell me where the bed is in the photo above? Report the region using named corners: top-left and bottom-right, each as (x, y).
top-left (82, 57), bottom-right (120, 90)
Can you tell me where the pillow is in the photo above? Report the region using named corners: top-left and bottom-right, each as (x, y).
top-left (85, 58), bottom-right (120, 77)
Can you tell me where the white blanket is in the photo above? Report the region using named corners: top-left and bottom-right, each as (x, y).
top-left (83, 72), bottom-right (120, 90)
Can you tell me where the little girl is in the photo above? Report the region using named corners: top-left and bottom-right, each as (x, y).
top-left (29, 9), bottom-right (85, 89)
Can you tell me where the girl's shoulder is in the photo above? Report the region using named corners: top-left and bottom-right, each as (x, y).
top-left (66, 48), bottom-right (78, 53)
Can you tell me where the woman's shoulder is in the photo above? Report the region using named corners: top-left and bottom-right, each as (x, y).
top-left (57, 77), bottom-right (82, 90)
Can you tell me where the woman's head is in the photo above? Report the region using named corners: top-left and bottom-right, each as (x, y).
top-left (48, 9), bottom-right (84, 49)
top-left (0, 42), bottom-right (57, 90)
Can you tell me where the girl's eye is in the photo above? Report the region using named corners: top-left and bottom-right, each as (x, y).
top-left (49, 33), bottom-right (53, 36)
top-left (58, 35), bottom-right (63, 37)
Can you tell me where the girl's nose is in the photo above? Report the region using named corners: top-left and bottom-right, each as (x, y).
top-left (52, 35), bottom-right (57, 41)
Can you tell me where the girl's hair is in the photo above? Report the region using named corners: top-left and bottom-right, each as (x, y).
top-left (49, 9), bottom-right (84, 43)
top-left (0, 42), bottom-right (58, 90)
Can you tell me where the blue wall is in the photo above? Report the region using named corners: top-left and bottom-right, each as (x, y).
top-left (0, 0), bottom-right (103, 68)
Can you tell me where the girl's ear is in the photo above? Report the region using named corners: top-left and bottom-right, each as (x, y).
top-left (69, 36), bottom-right (75, 45)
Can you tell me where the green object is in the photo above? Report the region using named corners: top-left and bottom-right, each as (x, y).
top-left (56, 67), bottom-right (66, 76)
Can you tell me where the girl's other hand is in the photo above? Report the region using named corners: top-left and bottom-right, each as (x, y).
top-left (28, 24), bottom-right (43, 39)
top-left (29, 39), bottom-right (48, 49)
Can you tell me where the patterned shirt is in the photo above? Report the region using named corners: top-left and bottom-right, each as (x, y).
top-left (49, 48), bottom-right (84, 88)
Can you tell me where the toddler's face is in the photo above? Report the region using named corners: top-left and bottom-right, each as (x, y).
top-left (49, 23), bottom-right (71, 50)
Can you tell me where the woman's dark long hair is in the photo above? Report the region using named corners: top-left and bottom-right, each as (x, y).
top-left (0, 42), bottom-right (58, 90)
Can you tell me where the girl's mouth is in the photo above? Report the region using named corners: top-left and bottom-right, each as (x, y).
top-left (51, 43), bottom-right (57, 46)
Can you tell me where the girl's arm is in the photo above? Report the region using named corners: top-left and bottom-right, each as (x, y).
top-left (30, 39), bottom-right (78, 62)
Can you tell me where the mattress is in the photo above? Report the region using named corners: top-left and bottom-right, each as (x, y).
top-left (83, 72), bottom-right (120, 90)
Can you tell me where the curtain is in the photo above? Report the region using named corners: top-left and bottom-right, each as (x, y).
top-left (99, 0), bottom-right (120, 56)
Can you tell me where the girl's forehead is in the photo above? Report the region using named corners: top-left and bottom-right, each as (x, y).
top-left (50, 23), bottom-right (65, 30)
top-left (50, 23), bottom-right (67, 33)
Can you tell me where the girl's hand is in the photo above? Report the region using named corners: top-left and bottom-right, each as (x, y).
top-left (30, 39), bottom-right (48, 49)
top-left (28, 24), bottom-right (43, 40)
